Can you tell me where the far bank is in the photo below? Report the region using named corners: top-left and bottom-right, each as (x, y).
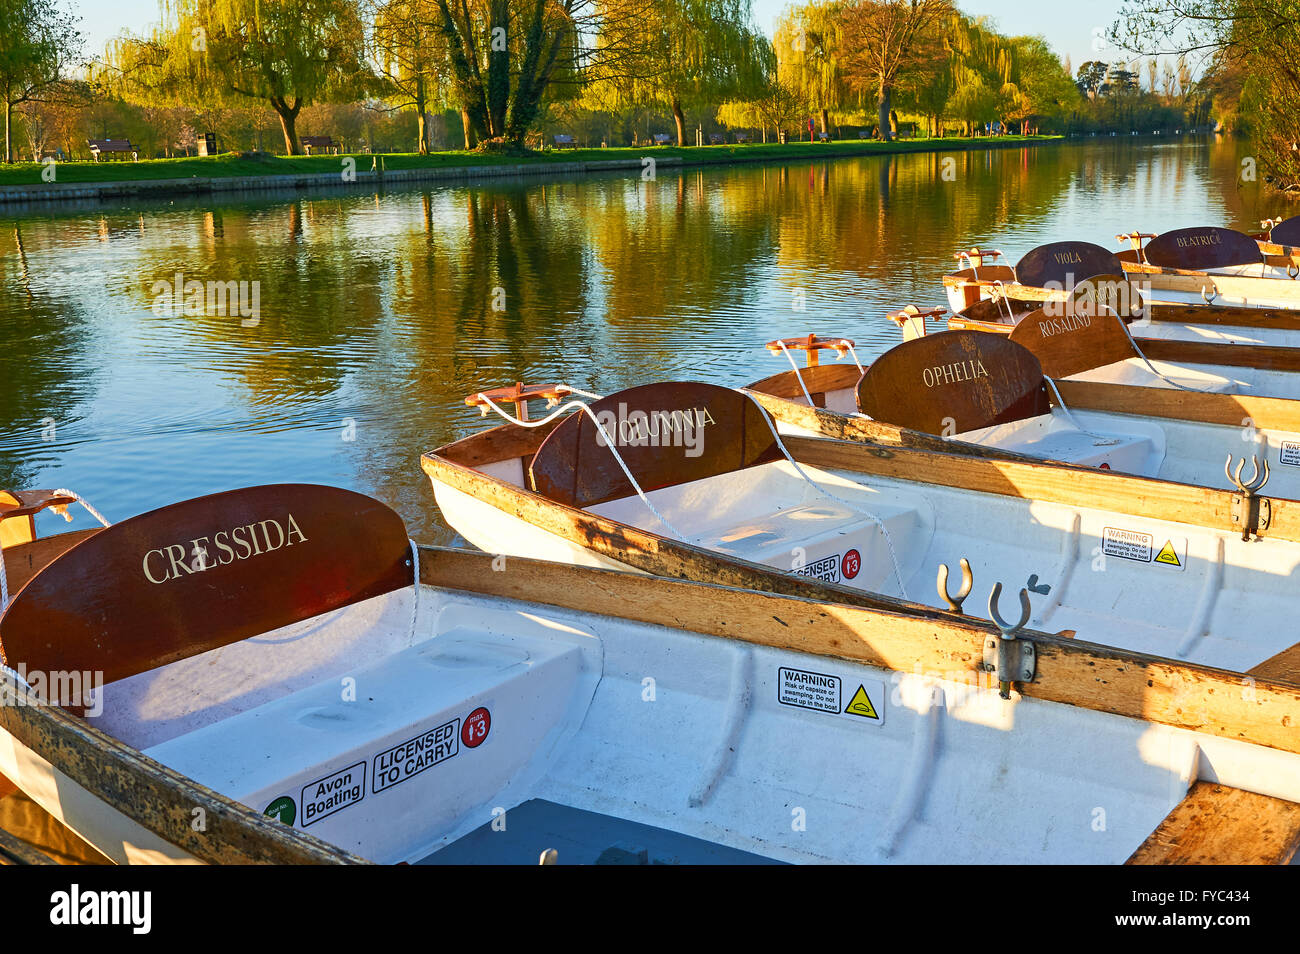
top-left (0, 135), bottom-right (1062, 205)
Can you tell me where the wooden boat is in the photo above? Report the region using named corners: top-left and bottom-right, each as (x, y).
top-left (8, 484), bottom-right (1298, 864)
top-left (426, 380), bottom-right (1300, 674)
top-left (745, 328), bottom-right (1300, 501)
top-left (946, 234), bottom-right (1300, 350)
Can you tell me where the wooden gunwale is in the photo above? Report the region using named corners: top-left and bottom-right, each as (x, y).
top-left (1136, 338), bottom-right (1300, 372)
top-left (0, 670), bottom-right (367, 864)
top-left (418, 547), bottom-right (1300, 754)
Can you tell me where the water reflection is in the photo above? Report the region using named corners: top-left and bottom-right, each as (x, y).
top-left (0, 138), bottom-right (1272, 543)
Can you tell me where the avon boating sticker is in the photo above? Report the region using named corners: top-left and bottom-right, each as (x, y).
top-left (301, 761), bottom-right (366, 827)
top-left (1280, 441), bottom-right (1300, 467)
top-left (1101, 527), bottom-right (1186, 571)
top-left (777, 667), bottom-right (885, 725)
top-left (372, 718), bottom-right (459, 794)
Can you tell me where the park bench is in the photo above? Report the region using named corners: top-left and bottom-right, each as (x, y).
top-left (858, 130), bottom-right (872, 139)
top-left (553, 134), bottom-right (577, 150)
top-left (652, 133), bottom-right (673, 146)
top-left (300, 135), bottom-right (339, 155)
top-left (734, 132), bottom-right (751, 144)
top-left (816, 131), bottom-right (830, 142)
top-left (87, 139), bottom-right (138, 162)
top-left (708, 133), bottom-right (725, 145)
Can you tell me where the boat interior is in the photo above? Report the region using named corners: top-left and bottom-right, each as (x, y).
top-left (13, 485), bottom-right (1300, 864)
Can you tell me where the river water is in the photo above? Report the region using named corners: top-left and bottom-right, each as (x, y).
top-left (0, 137), bottom-right (1275, 543)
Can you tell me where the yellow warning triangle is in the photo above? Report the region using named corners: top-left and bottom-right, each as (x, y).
top-left (844, 684), bottom-right (880, 719)
top-left (1155, 540), bottom-right (1181, 567)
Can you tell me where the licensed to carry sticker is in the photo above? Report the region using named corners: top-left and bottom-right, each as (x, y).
top-left (1102, 527), bottom-right (1186, 571)
top-left (372, 719), bottom-right (459, 794)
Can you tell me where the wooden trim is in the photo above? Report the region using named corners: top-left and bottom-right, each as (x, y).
top-left (947, 317), bottom-right (1014, 335)
top-left (1, 529), bottom-right (101, 595)
top-left (1137, 338), bottom-right (1300, 373)
top-left (1052, 380), bottom-right (1300, 432)
top-left (1147, 304), bottom-right (1300, 330)
top-left (742, 390), bottom-right (1047, 463)
top-left (418, 547), bottom-right (1300, 756)
top-left (780, 434), bottom-right (1300, 543)
top-left (1139, 272), bottom-right (1300, 306)
top-left (0, 824), bottom-right (59, 865)
top-left (745, 363), bottom-right (862, 402)
top-left (0, 670), bottom-right (366, 864)
top-left (1125, 781), bottom-right (1300, 864)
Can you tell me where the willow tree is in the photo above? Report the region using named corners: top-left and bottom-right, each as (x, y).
top-left (839, 0), bottom-right (952, 141)
top-left (1113, 0), bottom-right (1300, 187)
top-left (367, 0), bottom-right (451, 153)
top-left (946, 15), bottom-right (1021, 134)
top-left (717, 75), bottom-right (804, 141)
top-left (429, 0), bottom-right (654, 149)
top-left (775, 2), bottom-right (850, 135)
top-left (595, 0), bottom-right (773, 146)
top-left (0, 0), bottom-right (85, 162)
top-left (106, 0), bottom-right (371, 155)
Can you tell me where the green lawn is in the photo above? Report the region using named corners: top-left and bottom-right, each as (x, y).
top-left (0, 135), bottom-right (1061, 187)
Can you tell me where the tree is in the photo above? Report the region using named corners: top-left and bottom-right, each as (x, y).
top-left (718, 75), bottom-right (804, 141)
top-left (1076, 60), bottom-right (1109, 98)
top-left (775, 1), bottom-right (851, 135)
top-left (597, 0), bottom-right (773, 146)
top-left (106, 0), bottom-right (372, 155)
top-left (838, 0), bottom-right (952, 141)
top-left (0, 0), bottom-right (86, 162)
top-left (1010, 36), bottom-right (1079, 134)
top-left (367, 0), bottom-right (452, 153)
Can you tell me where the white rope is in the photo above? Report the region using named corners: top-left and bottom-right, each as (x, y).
top-left (1042, 376), bottom-right (1121, 445)
top-left (775, 339), bottom-right (864, 409)
top-left (991, 281), bottom-right (1017, 322)
top-left (407, 539), bottom-right (421, 647)
top-left (0, 489), bottom-right (111, 614)
top-left (776, 341), bottom-right (815, 406)
top-left (480, 393), bottom-right (686, 540)
top-left (745, 394), bottom-right (911, 600)
top-left (1098, 302), bottom-right (1210, 392)
top-left (470, 385), bottom-right (605, 427)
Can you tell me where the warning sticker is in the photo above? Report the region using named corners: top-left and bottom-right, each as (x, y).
top-left (372, 719), bottom-right (459, 795)
top-left (301, 762), bottom-right (366, 827)
top-left (1281, 441), bottom-right (1300, 467)
top-left (1102, 527), bottom-right (1187, 570)
top-left (845, 684), bottom-right (880, 720)
top-left (778, 667), bottom-right (841, 713)
top-left (1102, 527), bottom-right (1153, 563)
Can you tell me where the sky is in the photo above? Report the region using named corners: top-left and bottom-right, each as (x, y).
top-left (72, 0), bottom-right (1135, 77)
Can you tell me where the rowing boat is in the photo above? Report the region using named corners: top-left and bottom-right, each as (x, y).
top-left (946, 236), bottom-right (1300, 350)
top-left (5, 483), bottom-right (1300, 864)
top-left (427, 379), bottom-right (1300, 673)
top-left (745, 328), bottom-right (1300, 500)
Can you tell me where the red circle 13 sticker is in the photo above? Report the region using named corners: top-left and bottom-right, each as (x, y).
top-left (462, 707), bottom-right (491, 748)
top-left (841, 549), bottom-right (862, 580)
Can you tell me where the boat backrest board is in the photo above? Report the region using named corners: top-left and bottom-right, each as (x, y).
top-left (1015, 241), bottom-right (1123, 289)
top-left (1271, 216), bottom-right (1300, 249)
top-left (1006, 303), bottom-right (1140, 378)
top-left (0, 485), bottom-right (413, 690)
top-left (529, 382), bottom-right (783, 508)
top-left (1143, 227), bottom-right (1264, 269)
top-left (856, 330), bottom-right (1049, 434)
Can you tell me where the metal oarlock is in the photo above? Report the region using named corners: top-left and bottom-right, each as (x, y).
top-left (937, 558), bottom-right (973, 614)
top-left (983, 582), bottom-right (1036, 700)
top-left (1225, 453), bottom-right (1272, 541)
top-left (1200, 284), bottom-right (1219, 305)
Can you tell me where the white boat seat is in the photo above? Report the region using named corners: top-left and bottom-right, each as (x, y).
top-left (956, 412), bottom-right (1164, 475)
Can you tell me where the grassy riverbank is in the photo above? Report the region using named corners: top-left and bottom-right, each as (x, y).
top-left (0, 135), bottom-right (1060, 187)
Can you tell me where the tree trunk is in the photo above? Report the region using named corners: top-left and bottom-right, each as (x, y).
top-left (819, 109), bottom-right (829, 135)
top-left (486, 0), bottom-right (509, 137)
top-left (4, 100), bottom-right (10, 164)
top-left (672, 97), bottom-right (686, 146)
top-left (272, 97), bottom-right (301, 155)
top-left (877, 80), bottom-right (892, 142)
top-left (462, 107), bottom-right (477, 150)
top-left (416, 79), bottom-right (429, 155)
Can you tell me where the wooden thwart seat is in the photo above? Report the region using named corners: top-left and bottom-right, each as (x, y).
top-left (300, 136), bottom-right (339, 155)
